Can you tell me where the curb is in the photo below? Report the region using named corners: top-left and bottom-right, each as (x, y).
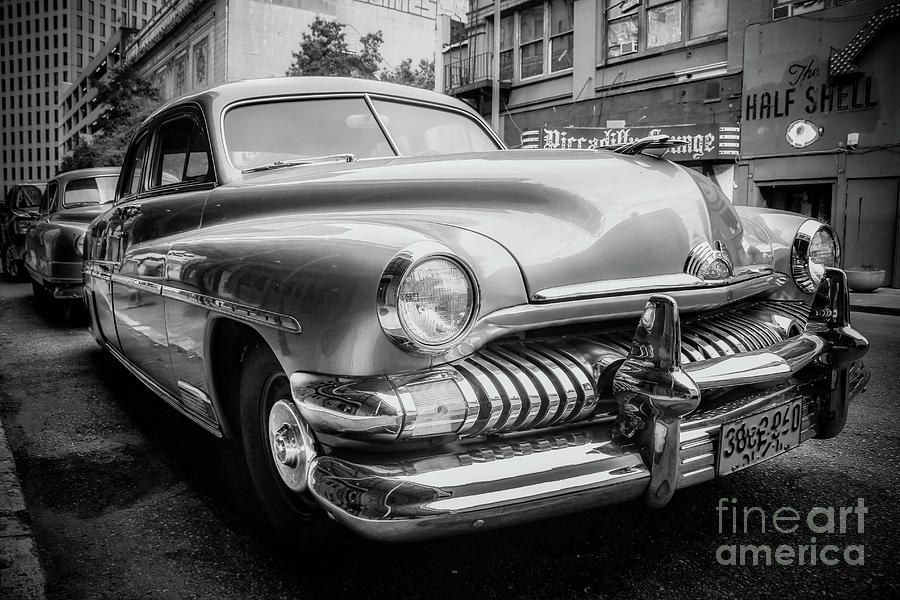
top-left (0, 419), bottom-right (46, 600)
top-left (851, 304), bottom-right (900, 317)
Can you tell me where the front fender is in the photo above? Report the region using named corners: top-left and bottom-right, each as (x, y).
top-left (162, 215), bottom-right (527, 376)
top-left (25, 220), bottom-right (87, 283)
top-left (736, 207), bottom-right (826, 269)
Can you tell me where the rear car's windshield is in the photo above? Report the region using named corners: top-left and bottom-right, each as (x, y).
top-left (224, 96), bottom-right (500, 171)
top-left (8, 185), bottom-right (43, 209)
top-left (64, 175), bottom-right (118, 207)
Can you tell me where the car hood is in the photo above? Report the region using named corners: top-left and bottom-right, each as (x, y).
top-left (212, 151), bottom-right (755, 299)
top-left (51, 204), bottom-right (111, 224)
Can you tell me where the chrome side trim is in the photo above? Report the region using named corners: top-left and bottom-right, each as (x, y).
top-left (177, 380), bottom-right (222, 428)
top-left (99, 270), bottom-right (302, 334)
top-left (531, 268), bottom-right (774, 303)
top-left (161, 285), bottom-right (302, 333)
top-left (111, 274), bottom-right (163, 294)
top-left (104, 343), bottom-right (223, 437)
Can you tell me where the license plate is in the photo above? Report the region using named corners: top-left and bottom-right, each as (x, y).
top-left (718, 400), bottom-right (804, 476)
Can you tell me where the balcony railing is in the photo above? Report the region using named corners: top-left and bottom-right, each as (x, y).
top-left (445, 52), bottom-right (508, 95)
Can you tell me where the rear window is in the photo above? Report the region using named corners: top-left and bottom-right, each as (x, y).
top-left (64, 176), bottom-right (118, 207)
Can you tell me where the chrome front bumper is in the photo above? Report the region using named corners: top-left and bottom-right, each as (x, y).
top-left (294, 269), bottom-right (869, 541)
top-left (307, 368), bottom-right (866, 541)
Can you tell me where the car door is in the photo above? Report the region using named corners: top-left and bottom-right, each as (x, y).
top-left (86, 135), bottom-right (151, 352)
top-left (110, 108), bottom-right (216, 395)
top-left (25, 180), bottom-right (58, 278)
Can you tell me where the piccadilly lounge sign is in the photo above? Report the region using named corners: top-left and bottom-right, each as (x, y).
top-left (526, 124), bottom-right (740, 161)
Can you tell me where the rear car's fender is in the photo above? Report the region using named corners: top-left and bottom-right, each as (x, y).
top-left (24, 219), bottom-right (87, 284)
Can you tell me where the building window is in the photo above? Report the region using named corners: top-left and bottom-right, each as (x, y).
top-left (194, 38), bottom-right (208, 86)
top-left (499, 0), bottom-right (574, 82)
top-left (174, 53), bottom-right (187, 96)
top-left (647, 0), bottom-right (682, 49)
top-left (607, 2), bottom-right (639, 57)
top-left (691, 0), bottom-right (727, 37)
top-left (499, 15), bottom-right (513, 82)
top-left (550, 0), bottom-right (574, 72)
top-left (519, 5), bottom-right (544, 79)
top-left (604, 0), bottom-right (726, 60)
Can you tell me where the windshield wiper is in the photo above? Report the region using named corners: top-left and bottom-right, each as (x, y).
top-left (242, 153), bottom-right (355, 173)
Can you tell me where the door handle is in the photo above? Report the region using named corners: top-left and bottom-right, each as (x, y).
top-left (118, 204), bottom-right (143, 218)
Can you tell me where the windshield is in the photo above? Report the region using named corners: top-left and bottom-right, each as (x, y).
top-left (64, 175), bottom-right (118, 207)
top-left (10, 185), bottom-right (43, 209)
top-left (224, 96), bottom-right (500, 171)
top-left (370, 99), bottom-right (499, 156)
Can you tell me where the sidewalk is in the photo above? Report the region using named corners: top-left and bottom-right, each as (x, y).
top-left (851, 287), bottom-right (900, 316)
top-left (0, 419), bottom-right (46, 600)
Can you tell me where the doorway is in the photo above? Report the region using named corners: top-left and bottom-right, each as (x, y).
top-left (759, 183), bottom-right (834, 226)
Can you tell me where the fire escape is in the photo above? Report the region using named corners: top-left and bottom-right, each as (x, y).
top-left (442, 22), bottom-right (511, 115)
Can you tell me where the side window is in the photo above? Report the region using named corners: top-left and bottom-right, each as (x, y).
top-left (119, 133), bottom-right (149, 199)
top-left (43, 181), bottom-right (58, 214)
top-left (150, 115), bottom-right (212, 189)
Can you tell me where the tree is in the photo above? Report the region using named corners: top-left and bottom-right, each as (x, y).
top-left (60, 65), bottom-right (160, 172)
top-left (380, 58), bottom-right (435, 90)
top-left (285, 17), bottom-right (383, 79)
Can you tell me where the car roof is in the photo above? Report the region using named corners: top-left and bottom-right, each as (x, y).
top-left (146, 77), bottom-right (482, 122)
top-left (52, 166), bottom-right (121, 186)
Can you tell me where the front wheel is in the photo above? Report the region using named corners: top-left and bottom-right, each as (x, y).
top-left (3, 245), bottom-right (25, 281)
top-left (238, 343), bottom-right (323, 535)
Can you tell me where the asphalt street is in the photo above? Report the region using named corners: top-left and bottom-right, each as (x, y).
top-left (1, 279), bottom-right (898, 600)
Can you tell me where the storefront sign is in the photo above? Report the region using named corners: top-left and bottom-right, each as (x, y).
top-left (743, 57), bottom-right (878, 123)
top-left (740, 0), bottom-right (893, 157)
top-left (526, 124), bottom-right (739, 161)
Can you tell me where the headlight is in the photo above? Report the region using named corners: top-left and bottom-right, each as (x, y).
top-left (791, 220), bottom-right (840, 293)
top-left (378, 245), bottom-right (478, 353)
top-left (74, 233), bottom-right (86, 257)
top-left (15, 220), bottom-right (33, 234)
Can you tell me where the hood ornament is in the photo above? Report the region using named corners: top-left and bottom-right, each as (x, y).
top-left (685, 240), bottom-right (733, 281)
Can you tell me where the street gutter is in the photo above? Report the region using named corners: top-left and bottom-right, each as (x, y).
top-left (0, 417), bottom-right (46, 600)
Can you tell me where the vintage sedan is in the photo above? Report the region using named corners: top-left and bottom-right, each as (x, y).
top-left (1, 183), bottom-right (44, 280)
top-left (83, 78), bottom-right (868, 541)
top-left (25, 167), bottom-right (119, 319)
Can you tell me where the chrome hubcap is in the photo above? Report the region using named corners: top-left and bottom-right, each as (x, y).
top-left (267, 399), bottom-right (313, 493)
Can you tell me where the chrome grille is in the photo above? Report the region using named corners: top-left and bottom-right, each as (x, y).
top-left (451, 299), bottom-right (811, 437)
